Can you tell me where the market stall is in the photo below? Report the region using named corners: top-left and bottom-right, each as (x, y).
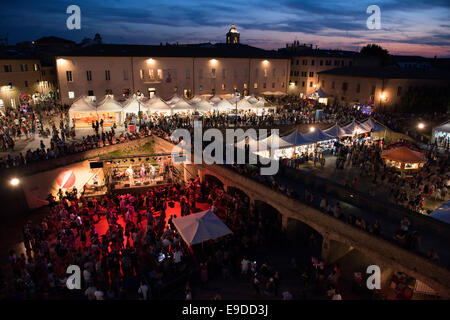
top-left (95, 95), bottom-right (123, 127)
top-left (166, 93), bottom-right (181, 105)
top-left (431, 119), bottom-right (450, 147)
top-left (122, 96), bottom-right (146, 122)
top-left (381, 146), bottom-right (427, 170)
top-left (69, 96), bottom-right (98, 128)
top-left (146, 96), bottom-right (172, 115)
top-left (171, 99), bottom-right (192, 115)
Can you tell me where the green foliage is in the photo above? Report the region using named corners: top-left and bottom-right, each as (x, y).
top-left (360, 44), bottom-right (390, 65)
top-left (398, 86), bottom-right (450, 113)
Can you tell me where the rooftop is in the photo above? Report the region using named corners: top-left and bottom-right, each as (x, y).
top-left (58, 43), bottom-right (288, 59)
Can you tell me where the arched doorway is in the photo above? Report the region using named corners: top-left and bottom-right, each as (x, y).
top-left (227, 186), bottom-right (250, 207)
top-left (204, 174), bottom-right (224, 189)
top-left (286, 218), bottom-right (323, 257)
top-left (253, 200), bottom-right (283, 246)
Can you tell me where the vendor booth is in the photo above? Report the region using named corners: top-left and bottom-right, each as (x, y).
top-left (429, 200), bottom-right (450, 224)
top-left (171, 99), bottom-right (192, 115)
top-left (194, 98), bottom-right (213, 114)
top-left (69, 96), bottom-right (98, 128)
top-left (122, 96), bottom-right (146, 122)
top-left (324, 123), bottom-right (348, 138)
top-left (146, 96), bottom-right (172, 115)
top-left (173, 209), bottom-right (232, 246)
top-left (166, 93), bottom-right (181, 105)
top-left (209, 94), bottom-right (222, 104)
top-left (96, 95), bottom-right (123, 127)
top-left (381, 146), bottom-right (427, 170)
top-left (431, 119), bottom-right (450, 147)
top-left (308, 88), bottom-right (329, 105)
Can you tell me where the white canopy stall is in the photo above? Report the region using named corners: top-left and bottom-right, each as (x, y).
top-left (171, 99), bottom-right (192, 115)
top-left (215, 98), bottom-right (234, 113)
top-left (69, 96), bottom-right (97, 128)
top-left (122, 96), bottom-right (146, 122)
top-left (195, 99), bottom-right (214, 114)
top-left (209, 94), bottom-right (222, 104)
top-left (166, 93), bottom-right (182, 105)
top-left (146, 96), bottom-right (172, 115)
top-left (96, 95), bottom-right (123, 126)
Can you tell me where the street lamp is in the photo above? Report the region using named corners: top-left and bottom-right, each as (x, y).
top-left (10, 177), bottom-right (20, 186)
top-left (379, 92), bottom-right (387, 109)
top-left (418, 122), bottom-right (425, 130)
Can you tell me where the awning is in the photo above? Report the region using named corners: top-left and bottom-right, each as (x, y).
top-left (69, 96), bottom-right (97, 112)
top-left (358, 118), bottom-right (387, 132)
top-left (381, 146), bottom-right (427, 163)
top-left (342, 120), bottom-right (369, 135)
top-left (324, 123), bottom-right (348, 138)
top-left (308, 88), bottom-right (329, 99)
top-left (429, 200), bottom-right (450, 224)
top-left (172, 209), bottom-right (232, 246)
top-left (96, 95), bottom-right (123, 112)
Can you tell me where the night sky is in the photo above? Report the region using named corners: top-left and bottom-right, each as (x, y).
top-left (1, 0), bottom-right (449, 57)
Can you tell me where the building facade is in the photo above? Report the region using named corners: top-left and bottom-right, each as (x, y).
top-left (56, 44), bottom-right (290, 105)
top-left (282, 41), bottom-right (359, 97)
top-left (317, 64), bottom-right (450, 107)
top-left (0, 57), bottom-right (48, 109)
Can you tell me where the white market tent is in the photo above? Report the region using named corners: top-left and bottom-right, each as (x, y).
top-left (146, 96), bottom-right (172, 115)
top-left (247, 95), bottom-right (259, 104)
top-left (69, 96), bottom-right (97, 127)
top-left (172, 209), bottom-right (232, 246)
top-left (166, 94), bottom-right (181, 105)
top-left (195, 99), bottom-right (214, 114)
top-left (171, 99), bottom-right (192, 114)
top-left (96, 95), bottom-right (124, 125)
top-left (342, 120), bottom-right (369, 136)
top-left (122, 96), bottom-right (146, 118)
top-left (215, 98), bottom-right (234, 112)
top-left (358, 118), bottom-right (387, 132)
top-left (236, 98), bottom-right (255, 110)
top-left (324, 123), bottom-right (348, 138)
top-left (209, 95), bottom-right (222, 104)
top-left (190, 95), bottom-right (203, 104)
top-left (228, 95), bottom-right (240, 104)
top-left (429, 200), bottom-right (450, 224)
top-left (431, 119), bottom-right (450, 144)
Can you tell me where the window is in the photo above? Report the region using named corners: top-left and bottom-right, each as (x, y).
top-left (105, 70), bottom-right (110, 80)
top-left (199, 85), bottom-right (203, 91)
top-left (66, 71), bottom-right (73, 82)
top-left (243, 83), bottom-right (247, 89)
top-left (221, 83), bottom-right (226, 90)
top-left (88, 90), bottom-right (94, 96)
top-left (149, 69), bottom-right (154, 79)
top-left (282, 82), bottom-right (285, 88)
top-left (157, 69), bottom-right (162, 79)
top-left (371, 85), bottom-right (376, 95)
top-left (290, 70), bottom-right (293, 76)
top-left (263, 82), bottom-right (266, 89)
top-left (302, 59), bottom-right (308, 65)
top-left (302, 81), bottom-right (305, 87)
top-left (295, 80), bottom-right (298, 86)
top-left (342, 82), bottom-right (348, 91)
top-left (254, 82), bottom-right (258, 89)
top-left (123, 70), bottom-right (129, 80)
top-left (34, 64), bottom-right (40, 71)
top-left (272, 82), bottom-right (275, 88)
top-left (309, 81), bottom-right (313, 87)
top-left (309, 72), bottom-right (314, 77)
top-left (311, 60), bottom-right (315, 66)
top-left (341, 60), bottom-right (345, 66)
top-left (325, 60), bottom-right (331, 66)
top-left (334, 60), bottom-right (340, 66)
top-left (24, 81), bottom-right (28, 87)
top-left (255, 68), bottom-right (259, 78)
top-left (139, 69), bottom-right (144, 80)
top-left (20, 64), bottom-right (28, 72)
top-left (332, 81), bottom-right (335, 89)
top-left (264, 69), bottom-right (268, 77)
top-left (397, 86), bottom-right (402, 96)
top-left (41, 70), bottom-right (46, 76)
top-left (356, 83), bottom-right (360, 93)
top-left (86, 70), bottom-right (92, 81)
top-left (186, 69), bottom-right (190, 80)
top-left (222, 68), bottom-right (226, 79)
top-left (4, 65), bottom-right (12, 72)
top-left (211, 68), bottom-right (216, 78)
top-left (296, 60), bottom-right (299, 65)
top-left (320, 60), bottom-right (323, 66)
top-left (105, 89), bottom-right (113, 95)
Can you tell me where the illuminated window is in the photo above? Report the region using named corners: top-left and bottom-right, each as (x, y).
top-left (243, 83), bottom-right (247, 89)
top-left (68, 91), bottom-right (75, 99)
top-left (199, 85), bottom-right (203, 91)
top-left (149, 69), bottom-right (154, 79)
top-left (34, 64), bottom-right (40, 71)
top-left (157, 69), bottom-right (162, 79)
top-left (253, 82), bottom-right (258, 89)
top-left (139, 69), bottom-right (144, 80)
top-left (221, 83), bottom-right (226, 90)
top-left (264, 69), bottom-right (267, 77)
top-left (211, 68), bottom-right (216, 78)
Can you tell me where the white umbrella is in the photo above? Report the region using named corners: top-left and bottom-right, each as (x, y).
top-left (173, 209), bottom-right (232, 246)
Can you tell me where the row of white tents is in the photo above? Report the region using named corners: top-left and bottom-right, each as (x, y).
top-left (69, 94), bottom-right (273, 126)
top-left (232, 118), bottom-right (387, 153)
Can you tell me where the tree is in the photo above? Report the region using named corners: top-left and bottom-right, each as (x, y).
top-left (360, 44), bottom-right (390, 66)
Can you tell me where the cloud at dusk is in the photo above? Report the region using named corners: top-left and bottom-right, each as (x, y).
top-left (0, 0), bottom-right (449, 57)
